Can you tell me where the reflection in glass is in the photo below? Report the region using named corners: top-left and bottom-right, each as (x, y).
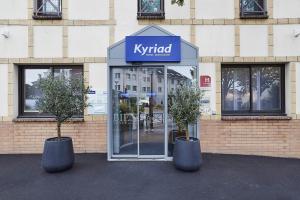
top-left (24, 69), bottom-right (50, 112)
top-left (167, 66), bottom-right (197, 156)
top-left (141, 0), bottom-right (161, 13)
top-left (222, 68), bottom-right (250, 111)
top-left (241, 0), bottom-right (264, 12)
top-left (251, 67), bottom-right (281, 111)
top-left (53, 68), bottom-right (82, 79)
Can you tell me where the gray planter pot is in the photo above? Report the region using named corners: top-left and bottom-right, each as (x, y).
top-left (173, 137), bottom-right (202, 171)
top-left (41, 137), bottom-right (74, 173)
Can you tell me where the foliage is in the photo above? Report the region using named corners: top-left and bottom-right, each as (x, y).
top-left (168, 83), bottom-right (202, 141)
top-left (171, 0), bottom-right (184, 6)
top-left (36, 73), bottom-right (90, 138)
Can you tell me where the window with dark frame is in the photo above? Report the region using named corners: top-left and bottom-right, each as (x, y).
top-left (137, 0), bottom-right (165, 20)
top-left (221, 65), bottom-right (285, 116)
top-left (33, 0), bottom-right (62, 20)
top-left (240, 0), bottom-right (268, 19)
top-left (19, 66), bottom-right (83, 117)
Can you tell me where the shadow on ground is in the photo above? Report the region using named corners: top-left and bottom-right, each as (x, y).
top-left (0, 154), bottom-right (300, 200)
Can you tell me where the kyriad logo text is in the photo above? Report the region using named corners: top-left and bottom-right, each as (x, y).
top-left (133, 44), bottom-right (173, 56)
top-left (126, 36), bottom-right (181, 62)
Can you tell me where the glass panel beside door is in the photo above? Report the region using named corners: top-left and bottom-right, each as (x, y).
top-left (111, 66), bottom-right (165, 158)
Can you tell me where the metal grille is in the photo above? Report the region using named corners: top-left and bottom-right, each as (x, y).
top-left (240, 0), bottom-right (268, 18)
top-left (33, 0), bottom-right (62, 19)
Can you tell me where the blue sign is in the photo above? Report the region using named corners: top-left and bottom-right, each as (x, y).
top-left (125, 36), bottom-right (181, 62)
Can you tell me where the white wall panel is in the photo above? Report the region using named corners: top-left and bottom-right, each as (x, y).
top-left (0, 26), bottom-right (28, 58)
top-left (0, 0), bottom-right (27, 19)
top-left (274, 25), bottom-right (300, 56)
top-left (0, 64), bottom-right (8, 116)
top-left (68, 0), bottom-right (109, 20)
top-left (160, 25), bottom-right (191, 42)
top-left (196, 25), bottom-right (235, 57)
top-left (68, 26), bottom-right (109, 57)
top-left (296, 63), bottom-right (300, 114)
top-left (34, 26), bottom-right (63, 58)
top-left (195, 0), bottom-right (234, 19)
top-left (115, 0), bottom-right (137, 26)
top-left (89, 63), bottom-right (107, 90)
top-left (165, 1), bottom-right (190, 19)
top-left (240, 25), bottom-right (268, 57)
top-left (274, 0), bottom-right (300, 19)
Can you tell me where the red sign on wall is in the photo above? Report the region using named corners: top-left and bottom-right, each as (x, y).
top-left (200, 75), bottom-right (211, 87)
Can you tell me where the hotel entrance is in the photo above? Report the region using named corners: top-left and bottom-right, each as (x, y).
top-left (107, 26), bottom-right (199, 160)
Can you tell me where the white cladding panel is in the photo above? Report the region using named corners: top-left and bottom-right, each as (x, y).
top-left (89, 63), bottom-right (107, 91)
top-left (160, 25), bottom-right (191, 42)
top-left (0, 0), bottom-right (27, 19)
top-left (34, 26), bottom-right (63, 58)
top-left (196, 25), bottom-right (235, 57)
top-left (68, 0), bottom-right (109, 20)
top-left (0, 26), bottom-right (28, 58)
top-left (240, 25), bottom-right (268, 57)
top-left (115, 0), bottom-right (137, 26)
top-left (165, 1), bottom-right (190, 19)
top-left (68, 26), bottom-right (109, 57)
top-left (274, 25), bottom-right (300, 56)
top-left (273, 0), bottom-right (300, 19)
top-left (0, 64), bottom-right (8, 116)
top-left (195, 0), bottom-right (235, 19)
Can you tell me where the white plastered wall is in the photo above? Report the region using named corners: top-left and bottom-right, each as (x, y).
top-left (199, 63), bottom-right (216, 115)
top-left (273, 0), bottom-right (300, 19)
top-left (274, 25), bottom-right (300, 57)
top-left (165, 1), bottom-right (190, 19)
top-left (195, 0), bottom-right (234, 19)
top-left (0, 0), bottom-right (28, 19)
top-left (89, 63), bottom-right (107, 91)
top-left (68, 0), bottom-right (109, 20)
top-left (34, 26), bottom-right (63, 58)
top-left (160, 25), bottom-right (191, 42)
top-left (240, 25), bottom-right (268, 57)
top-left (0, 64), bottom-right (8, 116)
top-left (196, 25), bottom-right (235, 57)
top-left (68, 26), bottom-right (109, 57)
top-left (0, 26), bottom-right (28, 58)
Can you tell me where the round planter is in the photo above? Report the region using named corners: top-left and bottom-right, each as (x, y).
top-left (173, 137), bottom-right (202, 172)
top-left (41, 137), bottom-right (74, 173)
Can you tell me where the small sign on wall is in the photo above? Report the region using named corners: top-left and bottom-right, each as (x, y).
top-left (200, 75), bottom-right (211, 88)
top-left (87, 89), bottom-right (108, 115)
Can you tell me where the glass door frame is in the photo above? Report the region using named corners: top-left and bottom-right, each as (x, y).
top-left (107, 65), bottom-right (199, 161)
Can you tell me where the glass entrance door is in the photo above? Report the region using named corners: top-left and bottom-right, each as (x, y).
top-left (111, 66), bottom-right (165, 158)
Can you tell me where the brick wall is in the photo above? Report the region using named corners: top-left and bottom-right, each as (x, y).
top-left (200, 119), bottom-right (300, 158)
top-left (1, 118), bottom-right (300, 159)
top-left (0, 119), bottom-right (107, 154)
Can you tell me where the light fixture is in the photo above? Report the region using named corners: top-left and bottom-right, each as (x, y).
top-left (1, 28), bottom-right (9, 39)
top-left (293, 28), bottom-right (300, 38)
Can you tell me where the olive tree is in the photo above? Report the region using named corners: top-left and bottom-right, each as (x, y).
top-left (36, 73), bottom-right (90, 139)
top-left (168, 83), bottom-right (202, 141)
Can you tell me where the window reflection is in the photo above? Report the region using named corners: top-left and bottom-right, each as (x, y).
top-left (141, 0), bottom-right (161, 13)
top-left (24, 69), bottom-right (50, 112)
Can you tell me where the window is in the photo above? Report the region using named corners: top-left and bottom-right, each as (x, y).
top-left (126, 85), bottom-right (131, 90)
top-left (126, 73), bottom-right (131, 80)
top-left (158, 77), bottom-right (162, 83)
top-left (33, 0), bottom-right (62, 20)
top-left (116, 85), bottom-right (121, 91)
top-left (133, 86), bottom-right (137, 92)
top-left (142, 87), bottom-right (147, 92)
top-left (147, 87), bottom-right (151, 92)
top-left (147, 77), bottom-right (151, 82)
top-left (137, 0), bottom-right (165, 19)
top-left (132, 74), bottom-right (137, 80)
top-left (240, 0), bottom-right (268, 18)
top-left (115, 73), bottom-right (120, 79)
top-left (222, 65), bottom-right (285, 115)
top-left (143, 77), bottom-right (146, 82)
top-left (158, 87), bottom-right (162, 93)
top-left (19, 66), bottom-right (83, 117)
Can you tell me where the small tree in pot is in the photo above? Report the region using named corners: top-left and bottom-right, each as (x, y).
top-left (169, 83), bottom-right (202, 171)
top-left (36, 73), bottom-right (90, 173)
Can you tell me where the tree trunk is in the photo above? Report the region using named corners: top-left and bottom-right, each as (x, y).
top-left (185, 124), bottom-right (189, 141)
top-left (57, 122), bottom-right (61, 139)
